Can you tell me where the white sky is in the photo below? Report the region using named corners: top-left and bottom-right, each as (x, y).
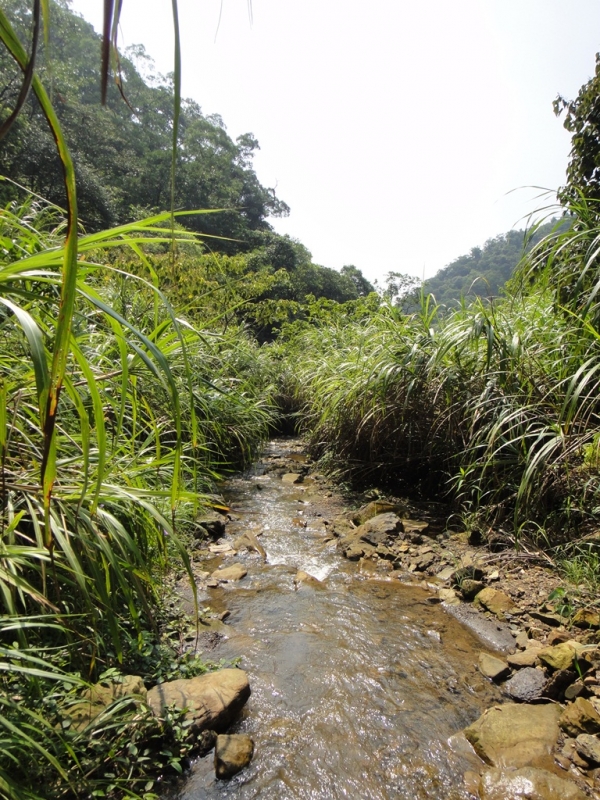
top-left (70, 0), bottom-right (600, 283)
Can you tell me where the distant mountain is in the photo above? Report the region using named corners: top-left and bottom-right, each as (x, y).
top-left (424, 221), bottom-right (559, 305)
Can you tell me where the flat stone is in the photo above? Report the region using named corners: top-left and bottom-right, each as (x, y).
top-left (538, 642), bottom-right (577, 672)
top-left (436, 566), bottom-right (455, 582)
top-left (576, 733), bottom-right (600, 764)
top-left (573, 608), bottom-right (600, 629)
top-left (464, 703), bottom-right (562, 768)
top-left (197, 512), bottom-right (226, 540)
top-left (211, 564), bottom-right (248, 583)
top-left (445, 603), bottom-right (516, 653)
top-left (214, 733), bottom-right (254, 779)
top-left (560, 697), bottom-right (600, 737)
top-left (147, 669), bottom-right (250, 731)
top-left (439, 587), bottom-right (461, 605)
top-left (514, 631), bottom-right (530, 649)
top-left (565, 681), bottom-right (586, 701)
top-left (294, 570), bottom-right (322, 587)
top-left (475, 588), bottom-right (519, 619)
top-left (503, 667), bottom-right (546, 702)
top-left (282, 473), bottom-right (303, 484)
top-left (479, 766), bottom-right (587, 800)
top-left (356, 513), bottom-right (403, 546)
top-left (529, 610), bottom-right (564, 627)
top-left (507, 649), bottom-right (540, 668)
top-left (413, 552), bottom-right (436, 571)
top-left (344, 540), bottom-right (375, 560)
top-left (478, 652), bottom-right (510, 682)
top-left (352, 501), bottom-right (403, 525)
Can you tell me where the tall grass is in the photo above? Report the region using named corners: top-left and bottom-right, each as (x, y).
top-left (285, 204), bottom-right (600, 544)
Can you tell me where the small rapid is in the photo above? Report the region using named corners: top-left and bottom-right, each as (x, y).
top-left (172, 439), bottom-right (499, 799)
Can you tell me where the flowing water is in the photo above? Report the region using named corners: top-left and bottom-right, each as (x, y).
top-left (173, 439), bottom-right (500, 799)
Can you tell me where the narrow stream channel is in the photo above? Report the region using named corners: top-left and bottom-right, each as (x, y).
top-left (172, 439), bottom-right (500, 799)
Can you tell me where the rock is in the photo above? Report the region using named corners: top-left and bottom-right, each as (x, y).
top-left (401, 519), bottom-right (430, 536)
top-left (344, 540), bottom-right (375, 560)
top-left (197, 512), bottom-right (226, 540)
top-left (413, 552), bottom-right (436, 571)
top-left (507, 649), bottom-right (540, 668)
top-left (436, 566), bottom-right (455, 582)
top-left (565, 680), bottom-right (586, 701)
top-left (576, 733), bottom-right (600, 764)
top-left (560, 697), bottom-right (600, 737)
top-left (439, 587), bottom-right (461, 605)
top-left (514, 631), bottom-right (530, 649)
top-left (503, 667), bottom-right (546, 702)
top-left (529, 610), bottom-right (565, 627)
top-left (543, 669), bottom-right (578, 701)
top-left (487, 570), bottom-right (500, 582)
top-left (211, 564), bottom-right (247, 583)
top-left (83, 675), bottom-right (147, 704)
top-left (282, 473), bottom-right (303, 484)
top-left (475, 588), bottom-right (519, 619)
top-left (573, 608), bottom-right (600, 629)
top-left (352, 501), bottom-right (402, 525)
top-left (478, 766), bottom-right (587, 800)
top-left (453, 566), bottom-right (485, 585)
top-left (445, 603), bottom-right (517, 653)
top-left (538, 642), bottom-right (577, 671)
top-left (547, 629), bottom-right (570, 645)
top-left (478, 653), bottom-right (510, 681)
top-left (460, 579), bottom-right (485, 600)
top-left (214, 733), bottom-right (254, 779)
top-left (463, 703), bottom-right (562, 768)
top-left (356, 513), bottom-right (403, 546)
top-left (294, 570), bottom-right (322, 588)
top-left (147, 669), bottom-right (250, 731)
top-left (232, 533), bottom-right (266, 559)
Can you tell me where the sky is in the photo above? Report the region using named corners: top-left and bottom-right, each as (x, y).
top-left (70, 0), bottom-right (600, 284)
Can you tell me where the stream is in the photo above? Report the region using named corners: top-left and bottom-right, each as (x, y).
top-left (172, 439), bottom-right (501, 799)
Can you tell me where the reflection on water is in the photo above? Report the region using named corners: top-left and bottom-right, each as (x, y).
top-left (171, 440), bottom-right (497, 800)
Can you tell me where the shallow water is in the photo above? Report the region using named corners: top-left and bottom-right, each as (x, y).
top-left (172, 439), bottom-right (498, 799)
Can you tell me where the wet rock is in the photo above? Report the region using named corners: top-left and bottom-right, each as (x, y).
top-left (214, 733), bottom-right (254, 779)
top-left (507, 649), bottom-right (540, 668)
top-left (294, 570), bottom-right (322, 588)
top-left (344, 540), bottom-right (375, 560)
top-left (445, 603), bottom-right (516, 653)
top-left (282, 473), bottom-right (303, 484)
top-left (543, 669), bottom-right (578, 701)
top-left (197, 512), bottom-right (226, 540)
top-left (538, 642), bottom-right (577, 672)
top-left (463, 703), bottom-right (562, 768)
top-left (233, 532), bottom-right (267, 559)
top-left (503, 667), bottom-right (546, 702)
top-left (211, 564), bottom-right (248, 583)
top-left (147, 669), bottom-right (250, 731)
top-left (573, 608), bottom-right (600, 629)
top-left (575, 733), bottom-right (600, 764)
top-left (478, 766), bottom-right (587, 800)
top-left (478, 652), bottom-right (510, 682)
top-left (460, 579), bottom-right (485, 600)
top-left (560, 697), bottom-right (600, 737)
top-left (475, 588), bottom-right (519, 619)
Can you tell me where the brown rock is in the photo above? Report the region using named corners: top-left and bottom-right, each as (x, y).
top-left (464, 703), bottom-right (562, 768)
top-left (439, 587), bottom-right (460, 605)
top-left (461, 579), bottom-right (485, 600)
top-left (475, 588), bottom-right (519, 619)
top-left (529, 610), bottom-right (565, 627)
top-left (352, 501), bottom-right (403, 525)
top-left (83, 675), bottom-right (146, 704)
top-left (211, 564), bottom-right (248, 583)
top-left (507, 649), bottom-right (540, 668)
top-left (214, 733), bottom-right (254, 779)
top-left (478, 652), bottom-right (510, 682)
top-left (478, 766), bottom-right (587, 800)
top-left (294, 570), bottom-right (322, 588)
top-left (560, 697), bottom-right (600, 737)
top-left (544, 669), bottom-right (578, 701)
top-left (147, 669), bottom-right (250, 731)
top-left (356, 513), bottom-right (403, 546)
top-left (538, 642), bottom-right (577, 672)
top-left (547, 629), bottom-right (570, 645)
top-left (573, 608), bottom-right (600, 629)
top-left (281, 473), bottom-right (303, 484)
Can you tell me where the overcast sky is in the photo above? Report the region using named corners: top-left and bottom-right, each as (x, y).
top-left (71, 0), bottom-right (600, 283)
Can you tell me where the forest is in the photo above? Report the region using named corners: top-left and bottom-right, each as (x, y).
top-left (2, 0), bottom-right (600, 797)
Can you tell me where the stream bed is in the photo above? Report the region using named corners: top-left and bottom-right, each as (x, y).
top-left (172, 439), bottom-right (501, 799)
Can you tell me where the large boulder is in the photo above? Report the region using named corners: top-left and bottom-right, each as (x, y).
top-left (147, 669), bottom-right (250, 731)
top-left (214, 733), bottom-right (254, 779)
top-left (478, 766), bottom-right (587, 800)
top-left (463, 703), bottom-right (562, 768)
